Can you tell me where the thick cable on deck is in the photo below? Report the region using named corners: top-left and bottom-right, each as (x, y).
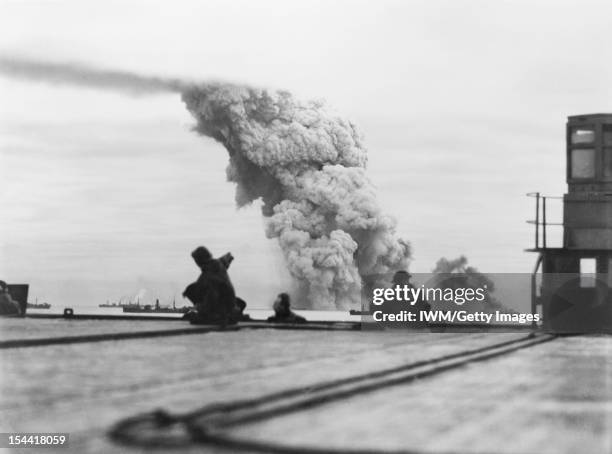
top-left (109, 334), bottom-right (556, 452)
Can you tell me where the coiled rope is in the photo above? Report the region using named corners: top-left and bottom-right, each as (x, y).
top-left (109, 333), bottom-right (556, 453)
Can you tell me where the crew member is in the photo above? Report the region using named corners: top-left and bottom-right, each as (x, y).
top-left (183, 246), bottom-right (237, 326)
top-left (267, 293), bottom-right (306, 323)
top-left (392, 270), bottom-right (430, 328)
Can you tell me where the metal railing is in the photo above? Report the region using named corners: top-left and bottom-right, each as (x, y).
top-left (526, 192), bottom-right (563, 249)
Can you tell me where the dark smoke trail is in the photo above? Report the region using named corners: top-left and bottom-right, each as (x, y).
top-left (0, 58), bottom-right (411, 308)
top-left (0, 57), bottom-right (187, 95)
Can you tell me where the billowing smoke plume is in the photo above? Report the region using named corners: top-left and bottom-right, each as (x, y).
top-left (0, 58), bottom-right (411, 308)
top-left (0, 57), bottom-right (187, 95)
top-left (182, 85), bottom-right (410, 308)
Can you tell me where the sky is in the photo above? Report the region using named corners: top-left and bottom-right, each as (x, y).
top-left (1, 0), bottom-right (611, 310)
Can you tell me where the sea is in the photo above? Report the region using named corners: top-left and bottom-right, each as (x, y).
top-left (25, 306), bottom-right (361, 322)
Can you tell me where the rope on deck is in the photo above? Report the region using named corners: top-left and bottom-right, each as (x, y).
top-left (109, 333), bottom-right (557, 453)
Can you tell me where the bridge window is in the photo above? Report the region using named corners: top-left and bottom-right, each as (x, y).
top-left (605, 148), bottom-right (612, 177)
top-left (571, 149), bottom-right (596, 178)
top-left (604, 125), bottom-right (612, 146)
top-left (580, 258), bottom-right (596, 288)
top-left (571, 127), bottom-right (595, 144)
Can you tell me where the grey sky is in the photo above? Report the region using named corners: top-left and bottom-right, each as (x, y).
top-left (1, 0), bottom-right (611, 309)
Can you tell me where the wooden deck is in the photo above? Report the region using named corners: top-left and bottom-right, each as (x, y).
top-left (0, 317), bottom-right (610, 453)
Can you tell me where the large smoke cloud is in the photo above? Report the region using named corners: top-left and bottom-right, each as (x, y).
top-left (182, 84), bottom-right (410, 308)
top-left (0, 58), bottom-right (410, 309)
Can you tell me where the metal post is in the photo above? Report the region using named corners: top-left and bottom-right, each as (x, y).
top-left (542, 197), bottom-right (547, 249)
top-left (535, 192), bottom-right (540, 249)
top-left (531, 254), bottom-right (543, 330)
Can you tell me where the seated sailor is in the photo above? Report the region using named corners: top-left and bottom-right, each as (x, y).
top-left (267, 293), bottom-right (306, 323)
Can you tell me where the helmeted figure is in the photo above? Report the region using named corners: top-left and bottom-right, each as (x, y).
top-left (392, 270), bottom-right (430, 328)
top-left (267, 293), bottom-right (306, 324)
top-left (183, 246), bottom-right (237, 325)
